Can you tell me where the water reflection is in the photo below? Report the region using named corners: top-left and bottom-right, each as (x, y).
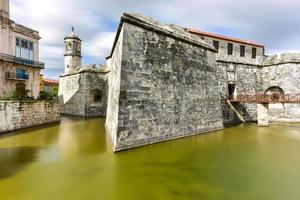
top-left (1, 118), bottom-right (300, 200)
top-left (0, 147), bottom-right (38, 179)
top-left (58, 117), bottom-right (109, 159)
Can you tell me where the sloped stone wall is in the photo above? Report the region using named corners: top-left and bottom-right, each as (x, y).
top-left (0, 100), bottom-right (60, 133)
top-left (106, 15), bottom-right (224, 151)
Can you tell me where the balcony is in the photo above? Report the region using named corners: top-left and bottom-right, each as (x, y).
top-left (5, 72), bottom-right (29, 81)
top-left (0, 53), bottom-right (44, 69)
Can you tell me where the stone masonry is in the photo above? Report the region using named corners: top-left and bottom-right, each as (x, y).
top-left (59, 66), bottom-right (109, 117)
top-left (104, 13), bottom-right (300, 151)
top-left (0, 100), bottom-right (60, 133)
top-left (106, 13), bottom-right (224, 151)
top-left (262, 53), bottom-right (300, 122)
top-left (188, 29), bottom-right (265, 124)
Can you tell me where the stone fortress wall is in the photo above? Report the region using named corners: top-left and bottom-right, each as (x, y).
top-left (104, 13), bottom-right (300, 151)
top-left (106, 14), bottom-right (224, 151)
top-left (56, 13), bottom-right (300, 151)
top-left (0, 100), bottom-right (60, 133)
top-left (188, 28), bottom-right (300, 124)
top-left (262, 53), bottom-right (300, 122)
top-left (188, 29), bottom-right (264, 124)
top-left (59, 68), bottom-right (109, 117)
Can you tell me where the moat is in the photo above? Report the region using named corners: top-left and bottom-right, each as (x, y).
top-left (1, 117), bottom-right (300, 200)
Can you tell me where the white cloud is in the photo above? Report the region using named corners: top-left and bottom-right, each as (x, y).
top-left (9, 0), bottom-right (300, 78)
top-left (84, 32), bottom-right (116, 58)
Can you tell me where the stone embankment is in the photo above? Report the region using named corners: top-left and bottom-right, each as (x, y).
top-left (0, 100), bottom-right (60, 133)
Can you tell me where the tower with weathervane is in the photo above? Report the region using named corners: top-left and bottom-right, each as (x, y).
top-left (64, 27), bottom-right (82, 74)
top-left (58, 28), bottom-right (110, 117)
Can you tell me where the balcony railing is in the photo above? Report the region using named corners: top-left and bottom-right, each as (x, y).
top-left (0, 53), bottom-right (44, 69)
top-left (5, 72), bottom-right (29, 81)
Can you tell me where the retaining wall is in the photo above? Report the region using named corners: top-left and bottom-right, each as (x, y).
top-left (0, 100), bottom-right (60, 133)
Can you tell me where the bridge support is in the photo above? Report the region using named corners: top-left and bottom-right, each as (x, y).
top-left (258, 103), bottom-right (269, 127)
top-left (226, 100), bottom-right (245, 122)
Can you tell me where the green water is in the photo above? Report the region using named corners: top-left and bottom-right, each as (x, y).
top-left (1, 117), bottom-right (300, 200)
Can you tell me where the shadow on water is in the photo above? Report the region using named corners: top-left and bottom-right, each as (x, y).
top-left (0, 117), bottom-right (109, 180)
top-left (0, 147), bottom-right (39, 179)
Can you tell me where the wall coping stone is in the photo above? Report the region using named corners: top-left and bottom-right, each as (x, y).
top-left (263, 53), bottom-right (300, 66)
top-left (107, 13), bottom-right (217, 59)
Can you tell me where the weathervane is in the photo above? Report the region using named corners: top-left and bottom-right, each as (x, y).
top-left (71, 27), bottom-right (75, 33)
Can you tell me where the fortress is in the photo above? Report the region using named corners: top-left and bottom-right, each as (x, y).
top-left (59, 13), bottom-right (300, 152)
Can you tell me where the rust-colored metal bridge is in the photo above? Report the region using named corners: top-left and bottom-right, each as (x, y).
top-left (229, 94), bottom-right (300, 104)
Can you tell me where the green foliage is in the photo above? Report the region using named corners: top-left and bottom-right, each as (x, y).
top-left (10, 83), bottom-right (29, 100)
top-left (51, 87), bottom-right (59, 98)
top-left (12, 83), bottom-right (28, 99)
top-left (39, 91), bottom-right (54, 100)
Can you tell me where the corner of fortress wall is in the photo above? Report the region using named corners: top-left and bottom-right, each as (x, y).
top-left (106, 14), bottom-right (224, 151)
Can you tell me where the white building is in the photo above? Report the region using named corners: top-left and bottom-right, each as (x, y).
top-left (0, 0), bottom-right (44, 99)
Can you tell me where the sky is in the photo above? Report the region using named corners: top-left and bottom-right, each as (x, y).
top-left (9, 0), bottom-right (300, 79)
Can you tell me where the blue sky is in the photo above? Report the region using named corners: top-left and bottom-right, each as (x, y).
top-left (10, 0), bottom-right (300, 79)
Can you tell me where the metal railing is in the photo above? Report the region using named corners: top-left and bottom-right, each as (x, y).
top-left (229, 93), bottom-right (300, 104)
top-left (0, 53), bottom-right (44, 69)
top-left (5, 72), bottom-right (29, 80)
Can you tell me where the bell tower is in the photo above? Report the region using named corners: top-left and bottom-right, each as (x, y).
top-left (0, 0), bottom-right (10, 19)
top-left (64, 27), bottom-right (82, 74)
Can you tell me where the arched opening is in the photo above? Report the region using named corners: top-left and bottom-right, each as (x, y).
top-left (15, 83), bottom-right (27, 98)
top-left (264, 86), bottom-right (284, 101)
top-left (91, 89), bottom-right (103, 104)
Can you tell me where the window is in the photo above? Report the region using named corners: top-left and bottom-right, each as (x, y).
top-left (240, 45), bottom-right (245, 57)
top-left (91, 90), bottom-right (103, 104)
top-left (213, 40), bottom-right (219, 52)
top-left (94, 93), bottom-right (102, 103)
top-left (252, 47), bottom-right (257, 59)
top-left (66, 42), bottom-right (72, 51)
top-left (44, 85), bottom-right (49, 93)
top-left (16, 68), bottom-right (28, 79)
top-left (15, 37), bottom-right (34, 61)
top-left (228, 43), bottom-right (233, 55)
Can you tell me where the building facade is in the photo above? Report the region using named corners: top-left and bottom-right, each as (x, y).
top-left (0, 0), bottom-right (44, 99)
top-left (187, 29), bottom-right (265, 123)
top-left (40, 75), bottom-right (59, 95)
top-left (58, 30), bottom-right (109, 117)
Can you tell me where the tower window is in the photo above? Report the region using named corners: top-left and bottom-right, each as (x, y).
top-left (66, 42), bottom-right (72, 51)
top-left (252, 47), bottom-right (257, 59)
top-left (213, 40), bottom-right (219, 52)
top-left (240, 45), bottom-right (245, 57)
top-left (228, 43), bottom-right (233, 55)
top-left (91, 89), bottom-right (103, 104)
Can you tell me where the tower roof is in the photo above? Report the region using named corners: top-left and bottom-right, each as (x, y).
top-left (64, 27), bottom-right (81, 41)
